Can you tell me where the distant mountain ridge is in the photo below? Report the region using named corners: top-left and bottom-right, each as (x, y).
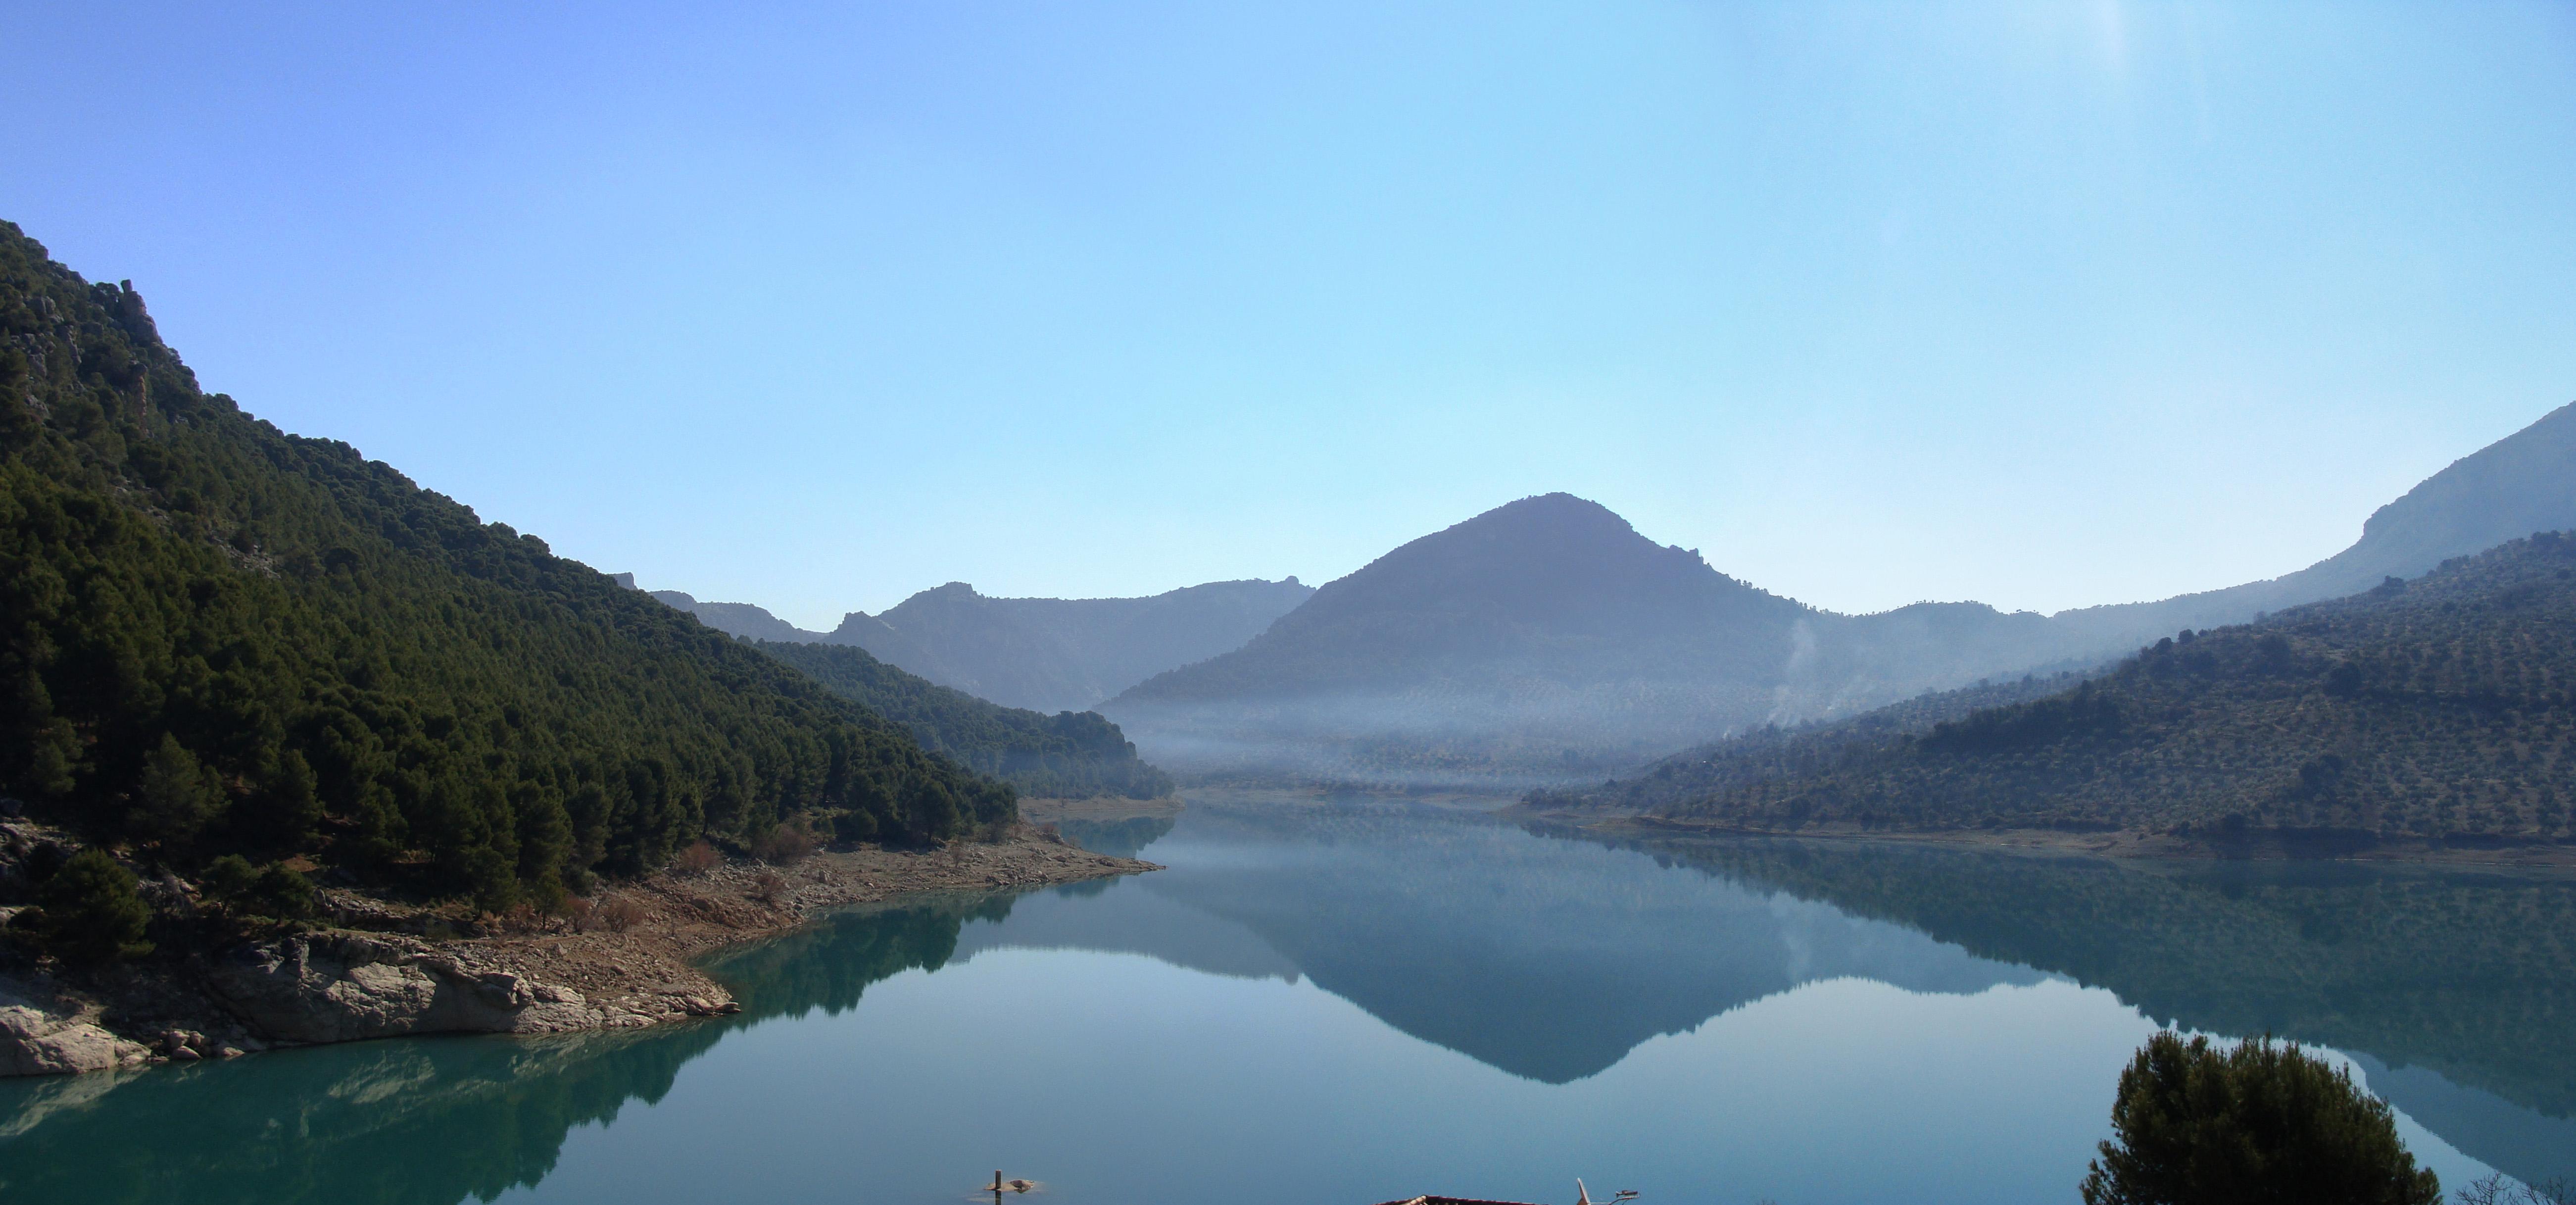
top-left (1602, 531), bottom-right (2576, 844)
top-left (754, 640), bottom-right (1174, 801)
top-left (2043, 400), bottom-right (2576, 654)
top-left (654, 578), bottom-right (1313, 714)
top-left (1105, 403), bottom-right (2576, 789)
top-left (648, 592), bottom-right (820, 644)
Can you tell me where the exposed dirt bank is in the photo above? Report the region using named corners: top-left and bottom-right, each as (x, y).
top-left (1168, 786), bottom-right (1523, 813)
top-left (1553, 812), bottom-right (2576, 870)
top-left (1018, 796), bottom-right (1187, 821)
top-left (1, 826), bottom-right (1156, 1078)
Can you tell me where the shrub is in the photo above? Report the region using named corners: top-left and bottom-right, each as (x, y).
top-left (752, 825), bottom-right (817, 866)
top-left (31, 850), bottom-right (154, 963)
top-left (199, 854), bottom-right (317, 920)
top-left (2082, 1031), bottom-right (2440, 1205)
top-left (750, 869), bottom-right (787, 905)
top-left (598, 895), bottom-right (650, 933)
top-left (198, 854), bottom-right (260, 904)
top-left (252, 863), bottom-right (318, 919)
top-left (2455, 1174), bottom-right (2576, 1205)
top-left (673, 840), bottom-right (721, 875)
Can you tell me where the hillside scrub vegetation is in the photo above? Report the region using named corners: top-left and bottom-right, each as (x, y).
top-left (1618, 534), bottom-right (2576, 842)
top-left (0, 221), bottom-right (1012, 919)
top-left (754, 640), bottom-right (1174, 800)
top-left (1527, 669), bottom-right (2100, 815)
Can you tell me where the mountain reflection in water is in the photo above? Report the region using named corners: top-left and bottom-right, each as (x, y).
top-left (1010, 803), bottom-right (2049, 1083)
top-left (0, 795), bottom-right (2568, 1204)
top-left (1610, 830), bottom-right (2576, 1188)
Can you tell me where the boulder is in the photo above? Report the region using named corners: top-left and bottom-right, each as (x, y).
top-left (205, 933), bottom-right (599, 1043)
top-left (0, 1005), bottom-right (151, 1076)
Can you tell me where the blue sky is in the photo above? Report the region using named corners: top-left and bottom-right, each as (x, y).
top-left (7, 1), bottom-right (2574, 628)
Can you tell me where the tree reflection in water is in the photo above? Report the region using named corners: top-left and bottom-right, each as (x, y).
top-left (0, 896), bottom-right (1010, 1205)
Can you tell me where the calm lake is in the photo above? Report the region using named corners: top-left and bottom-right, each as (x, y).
top-left (4, 794), bottom-right (2571, 1204)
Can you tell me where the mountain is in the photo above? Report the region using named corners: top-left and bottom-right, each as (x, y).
top-left (1771, 404), bottom-right (2576, 709)
top-left (1614, 532), bottom-right (2576, 844)
top-left (646, 592), bottom-right (820, 643)
top-left (657, 578), bottom-right (1314, 714)
top-left (1107, 402), bottom-right (2576, 789)
top-left (2034, 402), bottom-right (2576, 657)
top-left (752, 640), bottom-right (1173, 801)
top-left (0, 221), bottom-right (1011, 910)
top-left (1103, 494), bottom-right (1822, 786)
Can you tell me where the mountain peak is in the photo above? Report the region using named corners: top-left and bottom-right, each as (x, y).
top-left (1452, 492), bottom-right (1638, 539)
top-left (1304, 494), bottom-right (1761, 634)
top-left (1105, 495), bottom-right (1816, 782)
top-left (2349, 400), bottom-right (2576, 556)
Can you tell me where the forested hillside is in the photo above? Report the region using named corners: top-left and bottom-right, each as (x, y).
top-left (1528, 668), bottom-right (2100, 815)
top-left (754, 641), bottom-right (1174, 800)
top-left (1634, 534), bottom-right (2576, 842)
top-left (0, 222), bottom-right (1011, 910)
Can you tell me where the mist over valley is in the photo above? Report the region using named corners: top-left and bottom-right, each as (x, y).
top-left (8, 5), bottom-right (2576, 1200)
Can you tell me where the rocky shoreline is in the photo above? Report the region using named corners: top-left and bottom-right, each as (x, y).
top-left (1, 826), bottom-right (1157, 1077)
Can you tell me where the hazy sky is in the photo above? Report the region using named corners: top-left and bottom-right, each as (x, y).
top-left (7, 2), bottom-right (2573, 628)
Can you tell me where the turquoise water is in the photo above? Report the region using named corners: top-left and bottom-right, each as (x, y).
top-left (3, 795), bottom-right (2569, 1204)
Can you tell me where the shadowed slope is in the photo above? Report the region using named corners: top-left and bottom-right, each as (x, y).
top-left (0, 219), bottom-right (1008, 906)
top-left (753, 640), bottom-right (1174, 801)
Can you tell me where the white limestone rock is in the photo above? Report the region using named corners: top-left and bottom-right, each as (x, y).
top-left (0, 1005), bottom-right (151, 1077)
top-left (205, 932), bottom-right (598, 1043)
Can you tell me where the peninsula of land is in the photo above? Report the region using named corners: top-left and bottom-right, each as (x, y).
top-left (1, 822), bottom-right (1154, 1076)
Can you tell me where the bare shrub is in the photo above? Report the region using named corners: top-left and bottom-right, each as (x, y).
top-left (2457, 1176), bottom-right (2576, 1205)
top-left (498, 902), bottom-right (546, 934)
top-left (598, 895), bottom-right (649, 933)
top-left (752, 825), bottom-right (817, 866)
top-left (673, 840), bottom-right (721, 875)
top-left (750, 869), bottom-right (787, 905)
top-left (561, 895), bottom-right (595, 934)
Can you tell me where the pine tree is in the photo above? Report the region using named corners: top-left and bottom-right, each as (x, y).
top-left (2082, 1032), bottom-right (2440, 1205)
top-left (28, 849), bottom-right (153, 963)
top-left (128, 734), bottom-right (221, 849)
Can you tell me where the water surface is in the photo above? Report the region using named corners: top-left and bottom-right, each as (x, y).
top-left (3, 795), bottom-right (2568, 1204)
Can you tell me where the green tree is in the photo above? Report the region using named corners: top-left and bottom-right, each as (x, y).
top-left (2082, 1031), bottom-right (2440, 1205)
top-left (243, 750), bottom-right (323, 851)
top-left (31, 849), bottom-right (154, 963)
top-left (0, 222), bottom-right (1016, 903)
top-left (251, 862), bottom-right (318, 919)
top-left (198, 853), bottom-right (259, 904)
top-left (196, 853), bottom-right (313, 919)
top-left (129, 733), bottom-right (221, 848)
